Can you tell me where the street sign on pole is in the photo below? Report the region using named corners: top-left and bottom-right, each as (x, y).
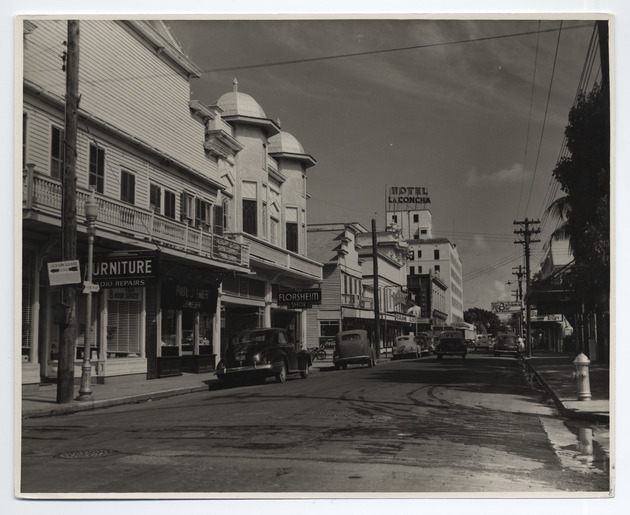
top-left (82, 282), bottom-right (100, 294)
top-left (47, 260), bottom-right (81, 286)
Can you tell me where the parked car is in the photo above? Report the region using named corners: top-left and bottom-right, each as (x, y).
top-left (436, 330), bottom-right (467, 359)
top-left (392, 335), bottom-right (422, 360)
top-left (333, 330), bottom-right (376, 370)
top-left (216, 328), bottom-right (311, 385)
top-left (494, 333), bottom-right (520, 357)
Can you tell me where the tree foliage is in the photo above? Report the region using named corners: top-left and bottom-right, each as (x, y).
top-left (464, 308), bottom-right (503, 336)
top-left (549, 82), bottom-right (610, 305)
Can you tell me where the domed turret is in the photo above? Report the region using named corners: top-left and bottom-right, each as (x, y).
top-left (268, 131), bottom-right (305, 154)
top-left (216, 78), bottom-right (266, 118)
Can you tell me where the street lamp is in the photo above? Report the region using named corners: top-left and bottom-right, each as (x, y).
top-left (77, 189), bottom-right (98, 401)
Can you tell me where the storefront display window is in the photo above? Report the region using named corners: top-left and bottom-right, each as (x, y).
top-left (107, 288), bottom-right (142, 357)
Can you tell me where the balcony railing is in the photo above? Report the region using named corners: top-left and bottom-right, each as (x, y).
top-left (229, 232), bottom-right (322, 281)
top-left (23, 167), bottom-right (250, 269)
top-left (341, 293), bottom-right (373, 310)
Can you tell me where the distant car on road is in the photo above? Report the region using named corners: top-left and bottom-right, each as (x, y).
top-left (392, 335), bottom-right (422, 360)
top-left (494, 333), bottom-right (520, 357)
top-left (333, 330), bottom-right (376, 370)
top-left (216, 328), bottom-right (311, 385)
top-left (475, 334), bottom-right (490, 351)
top-left (436, 330), bottom-right (467, 359)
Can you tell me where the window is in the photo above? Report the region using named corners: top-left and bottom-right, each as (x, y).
top-left (413, 214), bottom-right (419, 222)
top-left (89, 144), bottom-right (105, 193)
top-left (213, 204), bottom-right (224, 236)
top-left (435, 265), bottom-right (441, 273)
top-left (421, 229), bottom-right (427, 234)
top-left (418, 266), bottom-right (422, 274)
top-left (242, 181), bottom-right (258, 236)
top-left (120, 170), bottom-right (135, 204)
top-left (164, 190), bottom-right (176, 219)
top-left (262, 202), bottom-right (268, 238)
top-left (181, 192), bottom-right (194, 223)
top-left (418, 250), bottom-right (422, 259)
top-left (222, 198), bottom-right (230, 232)
top-left (195, 198), bottom-right (212, 229)
top-left (392, 214), bottom-right (398, 223)
top-left (286, 207), bottom-right (299, 252)
top-left (320, 320), bottom-right (340, 337)
top-left (270, 218), bottom-right (279, 245)
top-left (410, 266), bottom-right (415, 275)
top-left (150, 184), bottom-right (161, 211)
top-left (434, 249), bottom-right (440, 260)
top-left (414, 234), bottom-right (419, 239)
top-left (50, 126), bottom-right (64, 179)
top-left (409, 250), bottom-right (414, 260)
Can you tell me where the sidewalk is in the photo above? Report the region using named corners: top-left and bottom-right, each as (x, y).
top-left (523, 353), bottom-right (610, 423)
top-left (21, 356), bottom-right (338, 419)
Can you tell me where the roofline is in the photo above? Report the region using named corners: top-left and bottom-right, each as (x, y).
top-left (220, 114), bottom-right (281, 137)
top-left (268, 151), bottom-right (317, 169)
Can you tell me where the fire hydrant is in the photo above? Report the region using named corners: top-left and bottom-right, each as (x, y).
top-left (572, 352), bottom-right (592, 401)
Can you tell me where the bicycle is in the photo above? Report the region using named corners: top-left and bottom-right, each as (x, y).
top-left (307, 345), bottom-right (327, 361)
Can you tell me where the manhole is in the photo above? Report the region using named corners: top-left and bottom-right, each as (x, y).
top-left (55, 449), bottom-right (121, 459)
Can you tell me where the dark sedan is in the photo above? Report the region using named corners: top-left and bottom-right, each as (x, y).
top-left (216, 328), bottom-right (311, 385)
top-left (435, 330), bottom-right (467, 359)
top-left (494, 333), bottom-right (520, 357)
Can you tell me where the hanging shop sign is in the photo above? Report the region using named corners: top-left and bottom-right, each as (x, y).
top-left (277, 288), bottom-right (322, 309)
top-left (108, 287), bottom-right (142, 302)
top-left (212, 236), bottom-right (244, 265)
top-left (92, 254), bottom-right (159, 288)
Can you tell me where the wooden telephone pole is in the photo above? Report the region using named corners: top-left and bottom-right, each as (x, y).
top-left (57, 20), bottom-right (80, 403)
top-left (514, 219), bottom-right (540, 358)
top-left (372, 219), bottom-right (381, 359)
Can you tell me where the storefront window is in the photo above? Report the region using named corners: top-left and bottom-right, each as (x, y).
top-left (161, 308), bottom-right (177, 351)
top-left (107, 288), bottom-right (142, 357)
top-left (320, 320), bottom-right (340, 337)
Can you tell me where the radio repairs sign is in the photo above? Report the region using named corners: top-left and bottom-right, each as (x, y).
top-left (92, 255), bottom-right (159, 288)
top-left (278, 288), bottom-right (322, 309)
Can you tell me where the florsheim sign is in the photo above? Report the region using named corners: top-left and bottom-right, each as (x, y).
top-left (277, 288), bottom-right (322, 309)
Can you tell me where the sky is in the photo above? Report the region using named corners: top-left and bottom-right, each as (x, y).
top-left (168, 16), bottom-right (601, 311)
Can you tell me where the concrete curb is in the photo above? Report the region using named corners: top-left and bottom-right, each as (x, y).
top-left (22, 384), bottom-right (211, 419)
top-left (522, 359), bottom-right (609, 423)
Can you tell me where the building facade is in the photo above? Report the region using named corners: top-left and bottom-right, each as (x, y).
top-left (20, 20), bottom-right (321, 390)
top-left (307, 223), bottom-right (414, 353)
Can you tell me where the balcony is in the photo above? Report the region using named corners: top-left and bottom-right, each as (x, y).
top-left (22, 167), bottom-right (250, 270)
top-left (228, 232), bottom-right (322, 282)
top-left (341, 293), bottom-right (373, 310)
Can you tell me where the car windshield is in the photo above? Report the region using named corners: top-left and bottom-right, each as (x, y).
top-left (440, 338), bottom-right (462, 345)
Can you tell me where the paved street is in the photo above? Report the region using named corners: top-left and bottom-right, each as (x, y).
top-left (20, 354), bottom-right (610, 495)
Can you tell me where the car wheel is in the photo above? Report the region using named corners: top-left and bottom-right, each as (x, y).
top-left (276, 363), bottom-right (287, 383)
top-left (300, 364), bottom-right (309, 379)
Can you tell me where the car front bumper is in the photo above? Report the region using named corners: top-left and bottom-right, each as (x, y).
top-left (216, 362), bottom-right (282, 380)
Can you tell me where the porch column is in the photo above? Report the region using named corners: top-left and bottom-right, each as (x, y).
top-left (264, 282), bottom-right (272, 327)
top-left (212, 290), bottom-right (221, 358)
top-left (31, 252), bottom-right (41, 365)
top-left (300, 309), bottom-right (307, 350)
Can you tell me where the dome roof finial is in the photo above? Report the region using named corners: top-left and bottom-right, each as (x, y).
top-left (233, 77), bottom-right (238, 93)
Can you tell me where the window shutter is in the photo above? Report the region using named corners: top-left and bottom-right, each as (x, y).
top-left (213, 204), bottom-right (224, 236)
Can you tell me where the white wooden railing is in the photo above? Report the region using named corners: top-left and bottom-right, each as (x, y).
top-left (23, 167), bottom-right (250, 269)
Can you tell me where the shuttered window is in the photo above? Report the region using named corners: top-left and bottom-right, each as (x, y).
top-left (89, 144), bottom-right (105, 193)
top-left (50, 126), bottom-right (64, 179)
top-left (286, 207), bottom-right (298, 252)
top-left (213, 204), bottom-right (224, 236)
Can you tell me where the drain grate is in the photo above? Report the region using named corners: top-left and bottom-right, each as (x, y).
top-left (55, 449), bottom-right (121, 459)
top-left (301, 409), bottom-right (355, 417)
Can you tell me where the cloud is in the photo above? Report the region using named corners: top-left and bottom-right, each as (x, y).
top-left (466, 163), bottom-right (527, 187)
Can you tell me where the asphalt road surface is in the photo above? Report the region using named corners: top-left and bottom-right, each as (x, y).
top-left (20, 354), bottom-right (610, 496)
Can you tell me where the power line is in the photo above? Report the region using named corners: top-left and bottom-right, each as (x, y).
top-left (201, 23), bottom-right (593, 74)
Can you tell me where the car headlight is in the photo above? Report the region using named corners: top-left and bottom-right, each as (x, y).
top-left (252, 354), bottom-right (269, 364)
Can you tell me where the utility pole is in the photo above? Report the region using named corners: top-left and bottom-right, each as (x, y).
top-left (512, 265), bottom-right (525, 336)
top-left (372, 219), bottom-right (381, 359)
top-left (57, 20), bottom-right (80, 404)
top-left (514, 219), bottom-right (540, 358)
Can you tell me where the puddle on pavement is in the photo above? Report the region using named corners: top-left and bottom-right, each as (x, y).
top-left (540, 416), bottom-right (610, 475)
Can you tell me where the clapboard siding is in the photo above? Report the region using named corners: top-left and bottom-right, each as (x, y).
top-left (320, 266), bottom-right (341, 308)
top-left (23, 20), bottom-right (217, 183)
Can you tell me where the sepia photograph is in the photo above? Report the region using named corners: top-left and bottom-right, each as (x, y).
top-left (11, 1), bottom-right (622, 509)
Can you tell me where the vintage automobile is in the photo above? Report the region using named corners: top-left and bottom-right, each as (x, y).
top-left (494, 333), bottom-right (520, 357)
top-left (435, 330), bottom-right (467, 359)
top-left (392, 335), bottom-right (422, 360)
top-left (333, 330), bottom-right (376, 370)
top-left (215, 328), bottom-right (311, 385)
